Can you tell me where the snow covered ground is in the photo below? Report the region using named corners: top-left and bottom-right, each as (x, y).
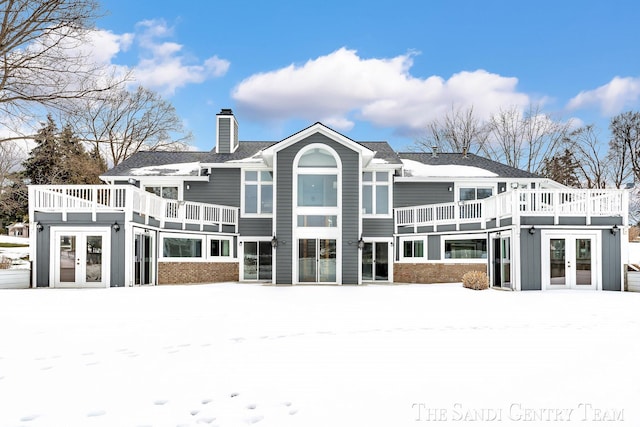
top-left (0, 283), bottom-right (639, 427)
top-left (0, 235), bottom-right (30, 268)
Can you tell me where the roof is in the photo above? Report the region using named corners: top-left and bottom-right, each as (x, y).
top-left (398, 152), bottom-right (541, 179)
top-left (103, 139), bottom-right (401, 177)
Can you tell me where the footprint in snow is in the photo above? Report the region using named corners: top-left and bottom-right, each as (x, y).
top-left (196, 416), bottom-right (216, 424)
top-left (230, 392), bottom-right (239, 398)
top-left (40, 366), bottom-right (53, 371)
top-left (289, 409), bottom-right (298, 415)
top-left (154, 399), bottom-right (168, 405)
top-left (87, 410), bottom-right (106, 417)
top-left (231, 337), bottom-right (245, 343)
top-left (245, 415), bottom-right (264, 424)
top-left (201, 398), bottom-right (212, 405)
top-left (82, 352), bottom-right (94, 356)
top-left (190, 409), bottom-right (200, 416)
top-left (246, 403), bottom-right (257, 410)
top-left (85, 361), bottom-right (100, 366)
top-left (20, 414), bottom-right (40, 422)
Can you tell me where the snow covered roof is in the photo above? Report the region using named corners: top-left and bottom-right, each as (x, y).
top-left (401, 159), bottom-right (498, 178)
top-left (129, 162), bottom-right (201, 176)
top-left (398, 153), bottom-right (541, 179)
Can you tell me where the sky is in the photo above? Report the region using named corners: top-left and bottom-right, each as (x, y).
top-left (88, 0), bottom-right (640, 152)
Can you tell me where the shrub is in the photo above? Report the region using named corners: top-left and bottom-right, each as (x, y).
top-left (0, 256), bottom-right (11, 270)
top-left (462, 270), bottom-right (489, 290)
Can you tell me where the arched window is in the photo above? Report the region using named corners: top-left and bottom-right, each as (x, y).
top-left (296, 147), bottom-right (339, 207)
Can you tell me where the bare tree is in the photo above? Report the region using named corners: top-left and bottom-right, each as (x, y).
top-left (0, 0), bottom-right (128, 142)
top-left (485, 104), bottom-right (570, 173)
top-left (563, 125), bottom-right (608, 189)
top-left (609, 111), bottom-right (640, 186)
top-left (414, 105), bottom-right (488, 155)
top-left (0, 142), bottom-right (21, 188)
top-left (70, 86), bottom-right (193, 166)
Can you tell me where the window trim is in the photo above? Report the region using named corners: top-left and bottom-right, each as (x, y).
top-left (159, 232), bottom-right (238, 262)
top-left (208, 236), bottom-right (234, 261)
top-left (160, 233), bottom-right (204, 260)
top-left (143, 184), bottom-right (181, 200)
top-left (457, 185), bottom-right (495, 202)
top-left (362, 170), bottom-right (393, 218)
top-left (241, 168), bottom-right (274, 217)
top-left (441, 234), bottom-right (488, 262)
top-left (398, 237), bottom-right (427, 263)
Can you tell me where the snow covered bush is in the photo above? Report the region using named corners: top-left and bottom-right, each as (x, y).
top-left (0, 256), bottom-right (11, 270)
top-left (462, 270), bottom-right (488, 290)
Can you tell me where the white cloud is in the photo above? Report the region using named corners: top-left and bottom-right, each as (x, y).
top-left (131, 19), bottom-right (229, 95)
top-left (567, 76), bottom-right (640, 115)
top-left (232, 48), bottom-right (529, 134)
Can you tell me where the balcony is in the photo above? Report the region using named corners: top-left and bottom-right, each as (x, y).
top-left (395, 189), bottom-right (628, 233)
top-left (29, 185), bottom-right (239, 232)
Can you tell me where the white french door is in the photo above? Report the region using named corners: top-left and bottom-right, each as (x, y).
top-left (297, 238), bottom-right (337, 283)
top-left (51, 228), bottom-right (110, 288)
top-left (134, 228), bottom-right (155, 286)
top-left (543, 231), bottom-right (598, 290)
top-left (362, 241), bottom-right (390, 282)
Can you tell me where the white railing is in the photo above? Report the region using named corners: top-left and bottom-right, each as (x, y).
top-left (29, 185), bottom-right (239, 232)
top-left (395, 189), bottom-right (628, 232)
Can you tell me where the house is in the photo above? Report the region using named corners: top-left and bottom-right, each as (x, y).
top-left (6, 222), bottom-right (29, 238)
top-left (28, 109), bottom-right (629, 290)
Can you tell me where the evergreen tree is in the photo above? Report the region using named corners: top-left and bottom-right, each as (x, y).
top-left (23, 115), bottom-right (62, 184)
top-left (541, 149), bottom-right (581, 188)
top-left (23, 115), bottom-right (106, 185)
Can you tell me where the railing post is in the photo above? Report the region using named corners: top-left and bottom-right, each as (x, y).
top-left (585, 190), bottom-right (592, 225)
top-left (91, 187), bottom-right (97, 221)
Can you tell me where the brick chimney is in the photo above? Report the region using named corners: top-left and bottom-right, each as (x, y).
top-left (216, 108), bottom-right (239, 153)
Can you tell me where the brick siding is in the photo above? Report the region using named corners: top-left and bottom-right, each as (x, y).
top-left (394, 263), bottom-right (487, 284)
top-left (158, 262), bottom-right (239, 285)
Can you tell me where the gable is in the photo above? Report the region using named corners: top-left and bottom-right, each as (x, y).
top-left (262, 123), bottom-right (375, 167)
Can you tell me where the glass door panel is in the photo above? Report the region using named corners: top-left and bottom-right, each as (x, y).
top-left (374, 242), bottom-right (388, 281)
top-left (298, 239), bottom-right (317, 282)
top-left (501, 237), bottom-right (511, 288)
top-left (59, 235), bottom-right (76, 283)
top-left (550, 238), bottom-right (566, 286)
top-left (258, 241), bottom-right (272, 280)
top-left (85, 236), bottom-right (103, 283)
top-left (244, 242), bottom-right (258, 280)
top-left (575, 238), bottom-right (592, 286)
top-left (318, 239), bottom-right (336, 282)
top-left (362, 243), bottom-right (373, 281)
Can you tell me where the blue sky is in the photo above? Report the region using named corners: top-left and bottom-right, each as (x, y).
top-left (95, 0), bottom-right (640, 151)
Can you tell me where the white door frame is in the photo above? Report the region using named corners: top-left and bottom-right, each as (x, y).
top-left (361, 238), bottom-right (393, 283)
top-left (489, 231), bottom-right (513, 289)
top-left (50, 227), bottom-right (111, 288)
top-left (541, 230), bottom-right (600, 290)
top-left (132, 227), bottom-right (156, 286)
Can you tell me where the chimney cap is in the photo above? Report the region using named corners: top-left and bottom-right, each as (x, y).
top-left (217, 108), bottom-right (234, 116)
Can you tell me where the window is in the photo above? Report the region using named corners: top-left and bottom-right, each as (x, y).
top-left (298, 175), bottom-right (337, 207)
top-left (444, 238), bottom-right (487, 259)
top-left (296, 148), bottom-right (338, 208)
top-left (210, 239), bottom-right (231, 257)
top-left (244, 170), bottom-right (273, 215)
top-left (459, 187), bottom-right (493, 201)
top-left (145, 185), bottom-right (178, 200)
top-left (362, 171), bottom-right (390, 215)
top-left (297, 215), bottom-right (337, 227)
top-left (403, 240), bottom-right (424, 258)
top-left (162, 237), bottom-right (202, 258)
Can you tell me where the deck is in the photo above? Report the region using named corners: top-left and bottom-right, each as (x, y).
top-left (395, 189), bottom-right (628, 233)
top-left (29, 185), bottom-right (239, 231)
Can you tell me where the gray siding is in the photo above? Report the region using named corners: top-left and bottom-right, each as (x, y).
top-left (218, 117), bottom-right (231, 153)
top-left (520, 230), bottom-right (541, 290)
top-left (185, 168), bottom-right (240, 207)
top-left (602, 230), bottom-right (621, 291)
top-left (240, 218), bottom-right (272, 236)
top-left (428, 235), bottom-right (441, 260)
top-left (234, 120), bottom-right (239, 150)
top-left (363, 218), bottom-right (393, 237)
top-left (34, 212), bottom-right (125, 287)
top-left (394, 182), bottom-right (454, 208)
top-left (275, 133), bottom-right (360, 284)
